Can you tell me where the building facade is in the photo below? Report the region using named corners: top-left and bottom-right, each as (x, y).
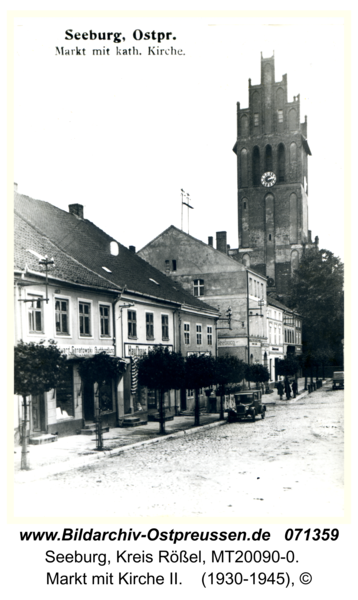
top-left (231, 53), bottom-right (318, 296)
top-left (138, 225), bottom-right (268, 366)
top-left (14, 188), bottom-right (218, 440)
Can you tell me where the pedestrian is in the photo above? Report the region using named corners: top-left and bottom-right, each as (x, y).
top-left (292, 379), bottom-right (298, 398)
top-left (277, 381), bottom-right (284, 400)
top-left (284, 378), bottom-right (291, 400)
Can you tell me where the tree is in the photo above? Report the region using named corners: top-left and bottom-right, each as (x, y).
top-left (14, 339), bottom-right (68, 470)
top-left (287, 248), bottom-right (344, 363)
top-left (214, 355), bottom-right (246, 420)
top-left (185, 354), bottom-right (216, 426)
top-left (137, 346), bottom-right (185, 434)
top-left (78, 351), bottom-right (126, 449)
top-left (276, 354), bottom-right (300, 380)
top-left (245, 364), bottom-right (270, 390)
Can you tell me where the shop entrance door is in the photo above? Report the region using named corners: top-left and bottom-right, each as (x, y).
top-left (83, 380), bottom-right (94, 421)
top-left (32, 393), bottom-right (45, 432)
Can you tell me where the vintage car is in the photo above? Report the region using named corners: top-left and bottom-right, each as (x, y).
top-left (227, 390), bottom-right (267, 422)
top-left (332, 371), bottom-right (344, 390)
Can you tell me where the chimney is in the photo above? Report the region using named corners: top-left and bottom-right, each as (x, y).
top-left (129, 245), bottom-right (136, 253)
top-left (216, 231), bottom-right (227, 254)
top-left (69, 204), bottom-right (84, 219)
top-left (14, 182), bottom-right (18, 193)
top-left (208, 236), bottom-right (213, 247)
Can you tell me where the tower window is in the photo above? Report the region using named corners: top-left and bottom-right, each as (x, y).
top-left (278, 109), bottom-right (283, 123)
top-left (252, 146), bottom-right (260, 186)
top-left (172, 260), bottom-right (177, 271)
top-left (254, 113), bottom-right (259, 126)
top-left (265, 145), bottom-right (273, 172)
top-left (269, 234), bottom-right (272, 241)
top-left (278, 143), bottom-right (285, 182)
top-left (243, 201), bottom-right (246, 209)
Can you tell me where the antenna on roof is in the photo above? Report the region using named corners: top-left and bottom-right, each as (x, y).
top-left (181, 189), bottom-right (193, 233)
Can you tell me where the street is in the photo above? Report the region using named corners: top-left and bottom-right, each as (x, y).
top-left (14, 383), bottom-right (344, 519)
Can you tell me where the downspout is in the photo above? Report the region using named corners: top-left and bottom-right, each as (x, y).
top-left (112, 296), bottom-right (119, 421)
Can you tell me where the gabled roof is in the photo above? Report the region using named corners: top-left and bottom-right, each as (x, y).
top-left (139, 224), bottom-right (247, 272)
top-left (14, 192), bottom-right (218, 314)
top-left (15, 213), bottom-right (122, 292)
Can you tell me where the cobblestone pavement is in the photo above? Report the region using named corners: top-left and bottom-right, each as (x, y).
top-left (14, 383), bottom-right (344, 519)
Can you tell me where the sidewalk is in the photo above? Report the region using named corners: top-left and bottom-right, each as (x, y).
top-left (14, 413), bottom-right (228, 483)
top-left (14, 379), bottom-right (320, 483)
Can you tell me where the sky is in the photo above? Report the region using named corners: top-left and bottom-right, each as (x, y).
top-left (13, 14), bottom-right (346, 261)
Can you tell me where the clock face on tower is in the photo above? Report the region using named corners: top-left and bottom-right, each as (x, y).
top-left (261, 172), bottom-right (277, 187)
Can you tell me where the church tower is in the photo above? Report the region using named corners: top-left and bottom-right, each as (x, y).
top-left (233, 53), bottom-right (316, 296)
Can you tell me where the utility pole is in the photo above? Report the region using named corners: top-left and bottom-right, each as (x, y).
top-left (180, 189), bottom-right (193, 233)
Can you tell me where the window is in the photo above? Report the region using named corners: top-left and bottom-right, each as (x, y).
top-left (28, 296), bottom-right (43, 333)
top-left (249, 277), bottom-right (253, 295)
top-left (193, 279), bottom-right (204, 297)
top-left (243, 201), bottom-right (246, 209)
top-left (196, 324), bottom-right (202, 345)
top-left (165, 260), bottom-right (170, 273)
top-left (128, 310), bottom-right (137, 338)
top-left (278, 143), bottom-right (285, 182)
top-left (146, 313), bottom-right (154, 340)
top-left (184, 323), bottom-right (190, 345)
top-left (278, 109), bottom-right (283, 123)
top-left (254, 113), bottom-right (259, 126)
top-left (261, 283), bottom-right (264, 299)
top-left (55, 298), bottom-right (69, 334)
top-left (161, 315), bottom-right (169, 340)
top-left (79, 302), bottom-right (91, 336)
top-left (207, 325), bottom-right (213, 345)
top-left (99, 305), bottom-right (110, 336)
top-left (172, 260), bottom-right (177, 271)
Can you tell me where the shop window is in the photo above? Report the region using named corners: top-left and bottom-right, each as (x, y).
top-left (28, 295), bottom-right (43, 333)
top-left (128, 310), bottom-right (137, 338)
top-left (207, 325), bottom-right (213, 345)
top-left (147, 389), bottom-right (157, 409)
top-left (55, 298), bottom-right (69, 334)
top-left (193, 279), bottom-right (204, 297)
top-left (196, 324), bottom-right (202, 345)
top-left (161, 314), bottom-right (169, 341)
top-left (100, 305), bottom-right (110, 336)
top-left (146, 313), bottom-right (154, 340)
top-left (184, 323), bottom-right (190, 344)
top-left (56, 363), bottom-right (74, 417)
top-left (99, 381), bottom-right (113, 412)
top-left (79, 302), bottom-right (91, 336)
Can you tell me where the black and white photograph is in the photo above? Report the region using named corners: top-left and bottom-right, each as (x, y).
top-left (11, 11), bottom-right (347, 526)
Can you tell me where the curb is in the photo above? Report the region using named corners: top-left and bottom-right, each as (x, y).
top-left (15, 419), bottom-right (227, 484)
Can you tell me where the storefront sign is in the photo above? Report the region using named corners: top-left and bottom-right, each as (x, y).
top-left (270, 346), bottom-right (282, 352)
top-left (218, 338), bottom-right (246, 347)
top-left (59, 345), bottom-right (115, 356)
top-left (125, 343), bottom-right (173, 357)
top-left (187, 351), bottom-right (211, 357)
top-left (250, 341), bottom-right (261, 347)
